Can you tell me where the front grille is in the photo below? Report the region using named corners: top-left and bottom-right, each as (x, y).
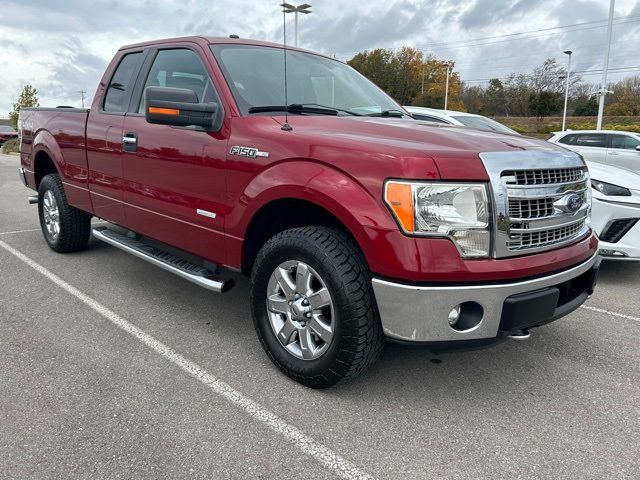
top-left (600, 218), bottom-right (639, 243)
top-left (503, 167), bottom-right (585, 186)
top-left (481, 153), bottom-right (590, 258)
top-left (509, 198), bottom-right (555, 219)
top-left (508, 220), bottom-right (586, 250)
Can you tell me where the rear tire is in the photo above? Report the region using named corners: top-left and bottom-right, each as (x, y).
top-left (38, 174), bottom-right (91, 253)
top-left (251, 227), bottom-right (384, 388)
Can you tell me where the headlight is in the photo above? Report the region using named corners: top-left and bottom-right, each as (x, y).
top-left (592, 180), bottom-right (631, 196)
top-left (384, 181), bottom-right (490, 257)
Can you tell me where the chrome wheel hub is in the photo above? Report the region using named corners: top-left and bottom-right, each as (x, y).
top-left (42, 190), bottom-right (60, 241)
top-left (266, 260), bottom-right (334, 360)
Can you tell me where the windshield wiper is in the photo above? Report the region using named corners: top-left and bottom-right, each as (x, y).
top-left (364, 109), bottom-right (406, 118)
top-left (298, 104), bottom-right (362, 116)
top-left (248, 104), bottom-right (339, 116)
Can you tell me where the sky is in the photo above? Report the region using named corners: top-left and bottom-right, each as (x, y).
top-left (1, 0), bottom-right (639, 116)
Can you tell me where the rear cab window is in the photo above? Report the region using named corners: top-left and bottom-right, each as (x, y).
top-left (103, 52), bottom-right (144, 113)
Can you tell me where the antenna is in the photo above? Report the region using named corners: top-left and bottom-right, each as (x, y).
top-left (280, 4), bottom-right (292, 131)
top-left (78, 89), bottom-right (86, 108)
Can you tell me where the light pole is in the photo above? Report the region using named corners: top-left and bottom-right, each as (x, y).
top-left (280, 3), bottom-right (312, 47)
top-left (444, 64), bottom-right (451, 110)
top-left (561, 50), bottom-right (572, 131)
top-left (597, 0), bottom-right (615, 130)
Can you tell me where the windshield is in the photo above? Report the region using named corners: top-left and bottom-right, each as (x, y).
top-left (450, 115), bottom-right (517, 134)
top-left (210, 44), bottom-right (402, 116)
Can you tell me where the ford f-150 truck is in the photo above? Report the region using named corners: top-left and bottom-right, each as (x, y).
top-left (18, 36), bottom-right (600, 388)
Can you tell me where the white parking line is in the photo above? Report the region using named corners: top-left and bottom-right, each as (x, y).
top-left (0, 227), bottom-right (42, 235)
top-left (580, 305), bottom-right (640, 324)
top-left (0, 238), bottom-right (375, 480)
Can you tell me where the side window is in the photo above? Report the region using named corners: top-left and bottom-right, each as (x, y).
top-left (412, 114), bottom-right (449, 124)
top-left (574, 134), bottom-right (606, 148)
top-left (558, 134), bottom-right (577, 145)
top-left (610, 134), bottom-right (640, 150)
top-left (138, 49), bottom-right (217, 113)
top-left (103, 52), bottom-right (143, 113)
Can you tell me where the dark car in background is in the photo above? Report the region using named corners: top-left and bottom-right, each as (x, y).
top-left (0, 125), bottom-right (18, 144)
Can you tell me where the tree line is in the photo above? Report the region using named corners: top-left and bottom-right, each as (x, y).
top-left (347, 47), bottom-right (640, 124)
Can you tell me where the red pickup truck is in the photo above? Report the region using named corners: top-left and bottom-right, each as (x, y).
top-left (18, 36), bottom-right (600, 388)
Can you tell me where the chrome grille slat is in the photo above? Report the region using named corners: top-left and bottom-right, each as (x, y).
top-left (503, 167), bottom-right (585, 186)
top-left (509, 215), bottom-right (587, 233)
top-left (508, 221), bottom-right (586, 250)
top-left (509, 192), bottom-right (586, 221)
top-left (509, 198), bottom-right (555, 219)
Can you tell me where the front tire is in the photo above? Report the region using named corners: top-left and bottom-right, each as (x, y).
top-left (251, 227), bottom-right (384, 388)
top-left (38, 174), bottom-right (91, 253)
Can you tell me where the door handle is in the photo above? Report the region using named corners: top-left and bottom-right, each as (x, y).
top-left (123, 132), bottom-right (137, 152)
top-left (608, 152), bottom-right (619, 156)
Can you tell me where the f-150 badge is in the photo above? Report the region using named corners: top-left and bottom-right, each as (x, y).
top-left (229, 146), bottom-right (270, 158)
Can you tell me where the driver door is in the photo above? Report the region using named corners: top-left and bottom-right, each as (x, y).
top-left (121, 45), bottom-right (228, 265)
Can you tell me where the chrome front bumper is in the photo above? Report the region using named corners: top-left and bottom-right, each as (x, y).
top-left (372, 253), bottom-right (601, 343)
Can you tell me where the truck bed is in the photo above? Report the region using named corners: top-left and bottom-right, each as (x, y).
top-left (19, 107), bottom-right (91, 212)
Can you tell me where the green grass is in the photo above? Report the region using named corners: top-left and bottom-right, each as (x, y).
top-left (1, 138), bottom-right (19, 154)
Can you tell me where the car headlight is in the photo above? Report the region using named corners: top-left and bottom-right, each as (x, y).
top-left (384, 181), bottom-right (490, 257)
top-left (592, 180), bottom-right (631, 196)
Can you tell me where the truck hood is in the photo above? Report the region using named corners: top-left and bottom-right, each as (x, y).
top-left (269, 115), bottom-right (567, 179)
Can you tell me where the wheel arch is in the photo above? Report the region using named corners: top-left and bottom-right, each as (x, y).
top-left (33, 149), bottom-right (59, 188)
top-left (241, 197), bottom-right (360, 275)
top-left (32, 129), bottom-right (64, 188)
top-left (229, 160), bottom-right (399, 276)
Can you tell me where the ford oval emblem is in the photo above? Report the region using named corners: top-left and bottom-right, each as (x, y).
top-left (565, 193), bottom-right (583, 213)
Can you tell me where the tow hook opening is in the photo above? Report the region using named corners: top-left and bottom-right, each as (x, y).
top-left (507, 329), bottom-right (531, 340)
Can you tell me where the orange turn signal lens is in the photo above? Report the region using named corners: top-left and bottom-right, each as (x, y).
top-left (385, 182), bottom-right (415, 232)
top-left (148, 106), bottom-right (180, 116)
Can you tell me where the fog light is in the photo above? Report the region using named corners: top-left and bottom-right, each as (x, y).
top-left (447, 301), bottom-right (484, 332)
top-left (448, 306), bottom-right (461, 326)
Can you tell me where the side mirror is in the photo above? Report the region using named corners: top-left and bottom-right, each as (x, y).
top-left (636, 145), bottom-right (640, 152)
top-left (145, 87), bottom-right (217, 129)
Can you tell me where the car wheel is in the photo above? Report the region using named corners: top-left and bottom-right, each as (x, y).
top-left (251, 226), bottom-right (384, 388)
top-left (38, 174), bottom-right (91, 253)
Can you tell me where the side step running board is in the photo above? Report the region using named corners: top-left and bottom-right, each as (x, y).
top-left (92, 227), bottom-right (234, 293)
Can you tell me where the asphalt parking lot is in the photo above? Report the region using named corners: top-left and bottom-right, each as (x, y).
top-left (1, 152), bottom-right (639, 479)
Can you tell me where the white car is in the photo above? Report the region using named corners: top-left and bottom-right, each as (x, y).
top-left (404, 106), bottom-right (519, 135)
top-left (548, 129), bottom-right (640, 174)
top-left (587, 161), bottom-right (640, 260)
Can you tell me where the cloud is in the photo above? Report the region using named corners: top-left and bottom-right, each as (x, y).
top-left (1, 0), bottom-right (639, 115)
